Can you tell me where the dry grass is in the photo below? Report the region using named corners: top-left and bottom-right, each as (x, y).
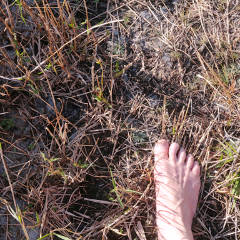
top-left (0, 0), bottom-right (240, 239)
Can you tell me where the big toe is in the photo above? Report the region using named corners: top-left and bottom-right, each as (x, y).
top-left (154, 139), bottom-right (169, 160)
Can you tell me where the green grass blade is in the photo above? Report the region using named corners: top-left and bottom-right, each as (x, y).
top-left (53, 233), bottom-right (72, 240)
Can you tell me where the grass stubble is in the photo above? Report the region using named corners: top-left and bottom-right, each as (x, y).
top-left (0, 0), bottom-right (240, 239)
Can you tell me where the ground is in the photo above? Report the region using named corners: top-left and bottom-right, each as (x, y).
top-left (0, 0), bottom-right (240, 239)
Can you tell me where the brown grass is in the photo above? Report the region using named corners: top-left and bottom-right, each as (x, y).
top-left (0, 0), bottom-right (240, 239)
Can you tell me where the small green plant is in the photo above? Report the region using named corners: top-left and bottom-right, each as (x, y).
top-left (41, 152), bottom-right (60, 163)
top-left (123, 16), bottom-right (130, 25)
top-left (15, 48), bottom-right (31, 64)
top-left (113, 60), bottom-right (124, 78)
top-left (0, 198), bottom-right (29, 239)
top-left (109, 168), bottom-right (124, 209)
top-left (170, 51), bottom-right (182, 60)
top-left (93, 59), bottom-right (112, 107)
top-left (36, 212), bottom-right (40, 225)
top-left (12, 0), bottom-right (26, 24)
top-left (37, 62), bottom-right (53, 75)
top-left (172, 125), bottom-right (176, 135)
top-left (216, 141), bottom-right (237, 168)
top-left (217, 141), bottom-right (240, 199)
top-left (27, 83), bottom-right (39, 94)
top-left (132, 131), bottom-right (148, 144)
top-left (231, 173), bottom-right (240, 197)
top-left (73, 160), bottom-right (88, 168)
top-left (41, 152), bottom-right (60, 173)
top-left (220, 64), bottom-right (240, 85)
top-left (115, 60), bottom-right (120, 72)
top-left (0, 118), bottom-right (14, 131)
top-left (113, 43), bottom-right (125, 56)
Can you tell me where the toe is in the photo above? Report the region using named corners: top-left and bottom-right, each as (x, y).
top-left (177, 147), bottom-right (186, 164)
top-left (169, 142), bottom-right (179, 162)
top-left (154, 139), bottom-right (169, 160)
top-left (186, 154), bottom-right (194, 170)
top-left (192, 161), bottom-right (200, 176)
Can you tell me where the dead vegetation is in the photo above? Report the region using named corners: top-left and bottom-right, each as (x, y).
top-left (0, 0), bottom-right (240, 239)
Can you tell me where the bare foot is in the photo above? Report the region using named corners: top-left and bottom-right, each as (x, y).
top-left (154, 139), bottom-right (200, 240)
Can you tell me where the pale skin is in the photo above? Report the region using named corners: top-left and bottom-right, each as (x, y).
top-left (154, 139), bottom-right (201, 240)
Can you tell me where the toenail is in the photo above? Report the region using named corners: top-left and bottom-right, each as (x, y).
top-left (158, 139), bottom-right (169, 144)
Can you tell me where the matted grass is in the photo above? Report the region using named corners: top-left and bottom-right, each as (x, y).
top-left (0, 0), bottom-right (240, 239)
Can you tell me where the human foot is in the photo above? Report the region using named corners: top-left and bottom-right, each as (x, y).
top-left (154, 139), bottom-right (200, 240)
